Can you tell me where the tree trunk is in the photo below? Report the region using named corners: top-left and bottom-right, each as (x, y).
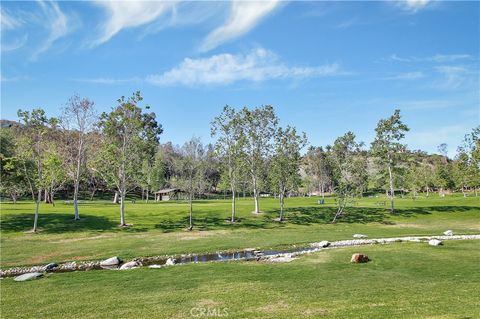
top-left (120, 191), bottom-right (126, 226)
top-left (113, 191), bottom-right (119, 204)
top-left (90, 188), bottom-right (96, 201)
top-left (188, 193), bottom-right (193, 231)
top-left (332, 198), bottom-right (345, 223)
top-left (146, 189), bottom-right (149, 203)
top-left (73, 181), bottom-right (80, 220)
top-left (387, 163), bottom-right (394, 213)
top-left (12, 194), bottom-right (17, 204)
top-left (252, 176), bottom-right (260, 214)
top-left (279, 191), bottom-right (285, 221)
top-left (231, 188), bottom-right (236, 223)
top-left (50, 191), bottom-right (55, 207)
top-left (33, 190), bottom-right (41, 232)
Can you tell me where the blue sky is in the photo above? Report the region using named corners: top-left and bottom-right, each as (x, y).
top-left (1, 0), bottom-right (479, 156)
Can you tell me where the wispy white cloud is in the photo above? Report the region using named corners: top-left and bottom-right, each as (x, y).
top-left (385, 71), bottom-right (425, 80)
top-left (385, 53), bottom-right (473, 63)
top-left (394, 0), bottom-right (432, 13)
top-left (31, 1), bottom-right (69, 60)
top-left (199, 0), bottom-right (281, 52)
top-left (0, 74), bottom-right (29, 82)
top-left (1, 34), bottom-right (28, 52)
top-left (0, 8), bottom-right (24, 30)
top-left (91, 1), bottom-right (176, 46)
top-left (434, 65), bottom-right (477, 89)
top-left (146, 48), bottom-right (344, 87)
top-left (72, 77), bottom-right (141, 85)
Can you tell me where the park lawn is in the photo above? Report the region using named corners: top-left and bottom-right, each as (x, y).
top-left (1, 240), bottom-right (479, 319)
top-left (0, 195), bottom-right (479, 267)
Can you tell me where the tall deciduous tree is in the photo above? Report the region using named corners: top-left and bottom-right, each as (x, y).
top-left (271, 126), bottom-right (307, 221)
top-left (211, 105), bottom-right (245, 222)
top-left (0, 128), bottom-right (29, 203)
top-left (330, 132), bottom-right (367, 222)
top-left (371, 109), bottom-right (409, 213)
top-left (60, 95), bottom-right (97, 219)
top-left (238, 105), bottom-right (278, 214)
top-left (304, 146), bottom-right (332, 198)
top-left (94, 92), bottom-right (162, 226)
top-left (174, 137), bottom-right (207, 230)
top-left (16, 109), bottom-right (58, 232)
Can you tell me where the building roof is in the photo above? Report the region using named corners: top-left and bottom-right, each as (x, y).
top-left (155, 188), bottom-right (179, 194)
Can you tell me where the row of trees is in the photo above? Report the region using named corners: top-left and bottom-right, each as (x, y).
top-left (1, 92), bottom-right (479, 232)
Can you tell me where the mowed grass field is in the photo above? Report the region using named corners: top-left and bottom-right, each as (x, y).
top-left (1, 240), bottom-right (479, 318)
top-left (0, 194), bottom-right (478, 267)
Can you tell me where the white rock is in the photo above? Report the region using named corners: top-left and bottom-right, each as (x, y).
top-left (428, 239), bottom-right (443, 246)
top-left (119, 261), bottom-right (140, 270)
top-left (165, 258), bottom-right (175, 266)
top-left (14, 272), bottom-right (43, 282)
top-left (100, 256), bottom-right (121, 267)
top-left (444, 230), bottom-right (454, 236)
top-left (148, 265), bottom-right (162, 269)
top-left (267, 254), bottom-right (296, 263)
top-left (353, 234), bottom-right (368, 239)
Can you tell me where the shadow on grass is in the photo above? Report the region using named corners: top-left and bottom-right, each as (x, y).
top-left (155, 215), bottom-right (277, 232)
top-left (269, 205), bottom-right (478, 225)
top-left (0, 213), bottom-right (148, 234)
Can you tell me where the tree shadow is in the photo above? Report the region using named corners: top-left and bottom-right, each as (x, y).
top-left (1, 213), bottom-right (120, 234)
top-left (273, 206), bottom-right (389, 225)
top-left (154, 215), bottom-right (276, 232)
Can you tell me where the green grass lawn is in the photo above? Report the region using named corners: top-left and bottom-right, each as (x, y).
top-left (1, 240), bottom-right (479, 319)
top-left (0, 195), bottom-right (478, 267)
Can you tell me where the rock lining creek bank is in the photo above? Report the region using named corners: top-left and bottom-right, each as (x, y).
top-left (2, 234), bottom-right (479, 280)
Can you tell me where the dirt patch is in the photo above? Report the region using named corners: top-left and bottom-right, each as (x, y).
top-left (178, 230), bottom-right (227, 241)
top-left (304, 253), bottom-right (331, 264)
top-left (50, 235), bottom-right (110, 244)
top-left (256, 301), bottom-right (290, 313)
top-left (303, 308), bottom-right (329, 317)
top-left (24, 252), bottom-right (63, 264)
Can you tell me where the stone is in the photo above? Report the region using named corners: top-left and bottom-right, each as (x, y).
top-left (428, 239), bottom-right (443, 246)
top-left (350, 253), bottom-right (369, 263)
top-left (43, 263), bottom-right (58, 272)
top-left (267, 254), bottom-right (296, 263)
top-left (165, 258), bottom-right (176, 266)
top-left (119, 261), bottom-right (140, 270)
top-left (14, 272), bottom-right (44, 282)
top-left (353, 234), bottom-right (368, 239)
top-left (100, 256), bottom-right (121, 267)
top-left (444, 230), bottom-right (454, 236)
top-left (148, 264), bottom-right (162, 269)
top-left (317, 241), bottom-right (330, 248)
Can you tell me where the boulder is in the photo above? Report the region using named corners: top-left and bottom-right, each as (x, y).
top-left (443, 230), bottom-right (454, 236)
top-left (428, 239), bottom-right (443, 246)
top-left (350, 253), bottom-right (369, 263)
top-left (119, 261), bottom-right (141, 270)
top-left (148, 264), bottom-right (162, 269)
top-left (318, 240), bottom-right (330, 248)
top-left (353, 234), bottom-right (368, 239)
top-left (43, 263), bottom-right (58, 272)
top-left (14, 272), bottom-right (44, 282)
top-left (100, 256), bottom-right (121, 267)
top-left (165, 258), bottom-right (176, 266)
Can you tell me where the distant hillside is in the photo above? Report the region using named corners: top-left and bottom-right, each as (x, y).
top-left (0, 120), bottom-right (21, 128)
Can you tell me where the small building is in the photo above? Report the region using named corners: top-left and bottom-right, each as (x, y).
top-left (155, 188), bottom-right (180, 201)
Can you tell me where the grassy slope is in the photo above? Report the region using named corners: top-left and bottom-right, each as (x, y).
top-left (1, 241), bottom-right (479, 319)
top-left (0, 195), bottom-right (479, 267)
